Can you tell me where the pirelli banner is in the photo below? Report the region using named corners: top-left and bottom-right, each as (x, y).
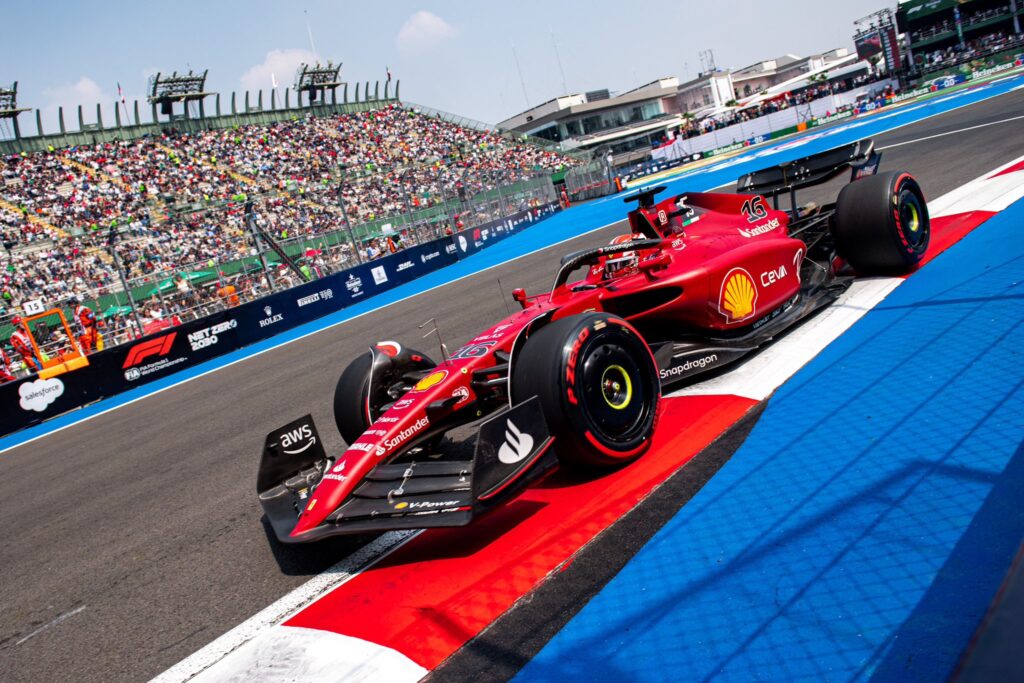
top-left (0, 204), bottom-right (560, 438)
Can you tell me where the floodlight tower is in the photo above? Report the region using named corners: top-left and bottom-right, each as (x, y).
top-left (147, 70), bottom-right (213, 121)
top-left (294, 62), bottom-right (342, 106)
top-left (0, 82), bottom-right (30, 138)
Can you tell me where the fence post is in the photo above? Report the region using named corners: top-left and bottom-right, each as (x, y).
top-left (110, 245), bottom-right (144, 335)
top-left (336, 183), bottom-right (363, 264)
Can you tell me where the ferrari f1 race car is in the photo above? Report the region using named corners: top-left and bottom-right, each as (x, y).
top-left (257, 139), bottom-right (930, 543)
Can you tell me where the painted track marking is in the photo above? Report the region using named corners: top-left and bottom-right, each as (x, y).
top-left (151, 532), bottom-right (418, 682)
top-left (877, 114), bottom-right (1024, 151)
top-left (15, 605), bottom-right (86, 646)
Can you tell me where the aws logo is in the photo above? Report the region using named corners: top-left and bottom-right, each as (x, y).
top-left (718, 268), bottom-right (757, 323)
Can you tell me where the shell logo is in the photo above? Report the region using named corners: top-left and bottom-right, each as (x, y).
top-left (413, 370), bottom-right (448, 392)
top-left (718, 268), bottom-right (758, 323)
top-left (394, 501), bottom-right (409, 510)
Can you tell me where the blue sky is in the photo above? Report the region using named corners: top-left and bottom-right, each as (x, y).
top-left (1, 0), bottom-right (889, 132)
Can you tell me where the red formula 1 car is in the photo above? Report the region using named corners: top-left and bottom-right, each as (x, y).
top-left (257, 139), bottom-right (930, 542)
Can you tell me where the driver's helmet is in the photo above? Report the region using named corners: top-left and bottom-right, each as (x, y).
top-left (603, 233), bottom-right (645, 279)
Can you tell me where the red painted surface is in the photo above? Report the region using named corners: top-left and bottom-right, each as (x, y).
top-left (285, 394), bottom-right (756, 668)
top-left (987, 160), bottom-right (1024, 179)
top-left (920, 211), bottom-right (996, 267)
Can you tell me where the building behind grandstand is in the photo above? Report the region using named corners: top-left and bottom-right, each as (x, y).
top-left (497, 48), bottom-right (861, 167)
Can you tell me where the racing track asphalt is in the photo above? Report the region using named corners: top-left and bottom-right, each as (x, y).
top-left (1, 88), bottom-right (1023, 683)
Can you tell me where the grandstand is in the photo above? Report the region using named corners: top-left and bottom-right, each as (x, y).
top-left (0, 68), bottom-right (578, 374)
top-left (897, 0), bottom-right (1024, 79)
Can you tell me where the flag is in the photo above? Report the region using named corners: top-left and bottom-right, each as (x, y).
top-left (271, 73), bottom-right (279, 89)
top-left (386, 66), bottom-right (392, 83)
top-left (117, 82), bottom-right (126, 106)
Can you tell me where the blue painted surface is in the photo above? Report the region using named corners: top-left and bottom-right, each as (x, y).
top-left (515, 200), bottom-right (1024, 681)
top-left (3, 73), bottom-right (1022, 454)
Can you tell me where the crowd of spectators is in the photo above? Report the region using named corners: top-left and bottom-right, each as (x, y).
top-left (909, 5), bottom-right (1017, 44)
top-left (677, 71), bottom-right (889, 138)
top-left (0, 104), bottom-right (575, 315)
top-left (916, 30), bottom-right (1024, 74)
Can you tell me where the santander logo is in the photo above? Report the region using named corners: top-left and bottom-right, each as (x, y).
top-left (498, 419), bottom-right (534, 464)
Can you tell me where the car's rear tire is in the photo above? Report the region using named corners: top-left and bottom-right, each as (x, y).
top-left (511, 312), bottom-right (660, 468)
top-left (831, 170), bottom-right (930, 274)
top-left (334, 345), bottom-right (434, 444)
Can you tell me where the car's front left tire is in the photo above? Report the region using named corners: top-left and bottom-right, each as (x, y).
top-left (512, 312), bottom-right (660, 468)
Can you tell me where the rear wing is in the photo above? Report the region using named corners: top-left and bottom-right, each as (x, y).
top-left (736, 139), bottom-right (881, 205)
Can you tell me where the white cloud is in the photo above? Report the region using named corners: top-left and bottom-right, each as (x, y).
top-left (396, 11), bottom-right (456, 54)
top-left (39, 77), bottom-right (112, 131)
top-left (240, 48), bottom-right (319, 92)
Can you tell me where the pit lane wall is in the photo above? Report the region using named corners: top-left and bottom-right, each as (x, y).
top-left (0, 204), bottom-right (559, 438)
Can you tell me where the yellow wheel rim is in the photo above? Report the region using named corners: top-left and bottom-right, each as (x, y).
top-left (601, 364), bottom-right (633, 410)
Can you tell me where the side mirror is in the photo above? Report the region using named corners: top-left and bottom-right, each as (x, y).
top-left (512, 288), bottom-right (528, 309)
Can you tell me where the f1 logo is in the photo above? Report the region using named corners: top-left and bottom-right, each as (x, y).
top-left (123, 333), bottom-right (177, 369)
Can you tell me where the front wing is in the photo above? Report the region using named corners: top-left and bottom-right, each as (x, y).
top-left (257, 398), bottom-right (555, 543)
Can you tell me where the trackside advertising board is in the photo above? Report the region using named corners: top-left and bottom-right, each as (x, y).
top-left (0, 204), bottom-right (558, 437)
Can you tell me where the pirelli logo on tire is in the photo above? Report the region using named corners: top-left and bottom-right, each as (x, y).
top-left (564, 326), bottom-right (590, 404)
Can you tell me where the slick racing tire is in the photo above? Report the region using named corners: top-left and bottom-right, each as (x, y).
top-left (334, 345), bottom-right (433, 444)
top-left (831, 170), bottom-right (930, 274)
top-left (512, 312), bottom-right (660, 468)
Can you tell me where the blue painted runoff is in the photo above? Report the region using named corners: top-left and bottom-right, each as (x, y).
top-left (515, 197), bottom-right (1024, 682)
top-left (3, 73), bottom-right (1022, 453)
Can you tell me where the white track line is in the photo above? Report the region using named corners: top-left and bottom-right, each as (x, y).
top-left (15, 605), bottom-right (86, 646)
top-left (876, 114), bottom-right (1024, 151)
top-left (186, 627), bottom-right (426, 683)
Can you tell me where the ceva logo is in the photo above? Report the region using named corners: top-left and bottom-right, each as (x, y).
top-left (123, 333), bottom-right (177, 369)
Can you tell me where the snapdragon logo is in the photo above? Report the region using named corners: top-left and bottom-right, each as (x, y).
top-left (660, 354), bottom-right (718, 380)
top-left (19, 378), bottom-right (65, 412)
